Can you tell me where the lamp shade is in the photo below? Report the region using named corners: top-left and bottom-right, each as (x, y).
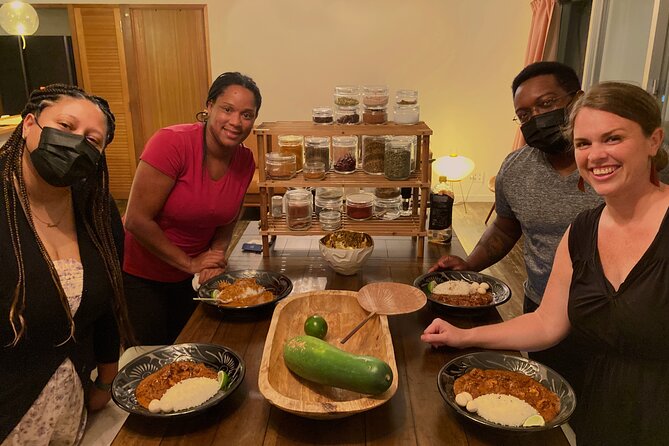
top-left (433, 154), bottom-right (475, 181)
top-left (0, 1), bottom-right (39, 36)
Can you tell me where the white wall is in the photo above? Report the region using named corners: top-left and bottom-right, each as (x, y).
top-left (31, 0), bottom-right (533, 202)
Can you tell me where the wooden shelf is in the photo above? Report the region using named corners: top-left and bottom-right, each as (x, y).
top-left (255, 121), bottom-right (432, 137)
top-left (259, 170), bottom-right (429, 188)
top-left (261, 214), bottom-right (426, 237)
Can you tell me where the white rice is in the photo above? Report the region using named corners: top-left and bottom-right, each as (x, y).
top-left (464, 393), bottom-right (538, 427)
top-left (433, 280), bottom-right (473, 295)
top-left (148, 377), bottom-right (219, 413)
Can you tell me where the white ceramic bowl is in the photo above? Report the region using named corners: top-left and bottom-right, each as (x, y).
top-left (318, 231), bottom-right (374, 275)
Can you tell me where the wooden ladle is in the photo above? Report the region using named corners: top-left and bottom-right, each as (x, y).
top-left (340, 282), bottom-right (427, 344)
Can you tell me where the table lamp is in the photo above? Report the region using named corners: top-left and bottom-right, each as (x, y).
top-left (0, 1), bottom-right (39, 49)
top-left (433, 153), bottom-right (475, 210)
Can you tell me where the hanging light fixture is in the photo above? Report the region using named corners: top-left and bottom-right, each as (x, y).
top-left (0, 1), bottom-right (39, 49)
top-left (433, 153), bottom-right (475, 181)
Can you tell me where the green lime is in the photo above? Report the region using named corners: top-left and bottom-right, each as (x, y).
top-left (523, 414), bottom-right (545, 427)
top-left (427, 280), bottom-right (437, 293)
top-left (304, 315), bottom-right (328, 339)
top-left (218, 370), bottom-right (230, 390)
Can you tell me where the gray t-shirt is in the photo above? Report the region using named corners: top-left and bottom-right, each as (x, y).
top-left (495, 145), bottom-right (602, 304)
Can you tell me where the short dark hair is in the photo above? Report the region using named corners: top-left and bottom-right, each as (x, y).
top-left (511, 61), bottom-right (581, 97)
top-left (206, 72), bottom-right (262, 115)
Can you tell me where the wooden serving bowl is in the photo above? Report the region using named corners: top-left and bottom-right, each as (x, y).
top-left (258, 290), bottom-right (398, 419)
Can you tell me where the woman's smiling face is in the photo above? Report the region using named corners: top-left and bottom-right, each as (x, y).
top-left (205, 84), bottom-right (257, 149)
top-left (573, 107), bottom-right (663, 197)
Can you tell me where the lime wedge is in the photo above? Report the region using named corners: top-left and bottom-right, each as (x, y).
top-left (427, 280), bottom-right (437, 293)
top-left (523, 414), bottom-right (545, 427)
top-left (218, 370), bottom-right (230, 390)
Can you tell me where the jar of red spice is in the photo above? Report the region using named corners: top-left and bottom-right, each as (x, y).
top-left (346, 192), bottom-right (374, 221)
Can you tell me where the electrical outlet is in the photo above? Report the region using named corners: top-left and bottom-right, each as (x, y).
top-left (470, 172), bottom-right (484, 183)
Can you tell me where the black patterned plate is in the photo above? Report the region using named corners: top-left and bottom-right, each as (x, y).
top-left (111, 343), bottom-right (245, 417)
top-left (197, 269), bottom-right (293, 312)
top-left (438, 352), bottom-right (576, 431)
top-left (413, 270), bottom-right (511, 313)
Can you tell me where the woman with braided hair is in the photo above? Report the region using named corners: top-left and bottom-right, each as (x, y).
top-left (0, 84), bottom-right (133, 444)
top-left (123, 72), bottom-right (260, 344)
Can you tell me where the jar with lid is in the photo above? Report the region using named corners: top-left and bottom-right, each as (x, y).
top-left (332, 136), bottom-right (357, 174)
top-left (277, 135), bottom-right (304, 172)
top-left (346, 192), bottom-right (374, 221)
top-left (312, 106), bottom-right (333, 124)
top-left (362, 85), bottom-right (389, 107)
top-left (395, 89), bottom-right (418, 105)
top-left (315, 187), bottom-right (344, 215)
top-left (265, 152), bottom-right (296, 179)
top-left (334, 106), bottom-right (360, 125)
top-left (374, 196), bottom-right (401, 220)
top-left (319, 210), bottom-right (341, 231)
top-left (363, 106), bottom-right (388, 124)
top-left (271, 195), bottom-right (283, 218)
top-left (303, 161), bottom-right (326, 180)
top-left (393, 103), bottom-right (420, 124)
top-left (384, 137), bottom-right (412, 180)
top-left (374, 187), bottom-right (401, 199)
top-left (285, 189), bottom-right (313, 231)
top-left (304, 136), bottom-right (330, 171)
top-left (334, 85), bottom-right (360, 107)
top-left (361, 135), bottom-right (388, 175)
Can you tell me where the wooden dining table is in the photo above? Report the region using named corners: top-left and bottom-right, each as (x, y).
top-left (112, 228), bottom-right (570, 445)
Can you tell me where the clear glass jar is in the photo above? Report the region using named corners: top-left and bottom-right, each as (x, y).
top-left (391, 135), bottom-right (418, 172)
top-left (393, 103), bottom-right (420, 124)
top-left (315, 187), bottom-right (344, 215)
top-left (277, 135), bottom-right (304, 172)
top-left (363, 106), bottom-right (388, 124)
top-left (285, 189), bottom-right (312, 231)
top-left (384, 137), bottom-right (412, 180)
top-left (362, 85), bottom-right (389, 107)
top-left (334, 106), bottom-right (360, 125)
top-left (374, 196), bottom-right (401, 220)
top-left (332, 136), bottom-right (357, 174)
top-left (303, 161), bottom-right (326, 180)
top-left (361, 135), bottom-right (388, 175)
top-left (319, 210), bottom-right (341, 231)
top-left (334, 85), bottom-right (360, 107)
top-left (304, 136), bottom-right (330, 171)
top-left (346, 192), bottom-right (374, 221)
top-left (271, 195), bottom-right (283, 218)
top-left (265, 152), bottom-right (296, 179)
top-left (312, 106), bottom-right (333, 125)
top-left (395, 89), bottom-right (418, 105)
top-left (374, 187), bottom-right (401, 199)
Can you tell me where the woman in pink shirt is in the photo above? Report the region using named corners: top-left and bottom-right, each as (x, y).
top-left (123, 72), bottom-right (261, 344)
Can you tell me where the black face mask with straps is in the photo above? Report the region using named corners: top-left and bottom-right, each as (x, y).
top-left (29, 125), bottom-right (101, 187)
top-left (520, 108), bottom-right (571, 155)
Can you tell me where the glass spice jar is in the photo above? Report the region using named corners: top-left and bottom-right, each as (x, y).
top-left (319, 210), bottom-right (341, 231)
top-left (363, 106), bottom-right (388, 124)
top-left (334, 85), bottom-right (360, 107)
top-left (285, 189), bottom-right (313, 231)
top-left (314, 187), bottom-right (344, 215)
top-left (312, 106), bottom-right (333, 124)
top-left (332, 136), bottom-right (358, 174)
top-left (384, 137), bottom-right (412, 180)
top-left (303, 161), bottom-right (326, 180)
top-left (334, 106), bottom-right (360, 124)
top-left (277, 135), bottom-right (304, 172)
top-left (346, 192), bottom-right (374, 221)
top-left (374, 196), bottom-right (402, 220)
top-left (395, 89), bottom-right (418, 105)
top-left (271, 195), bottom-right (283, 218)
top-left (304, 136), bottom-right (331, 171)
top-left (393, 103), bottom-right (420, 124)
top-left (362, 85), bottom-right (389, 107)
top-left (374, 187), bottom-right (401, 199)
top-left (265, 152), bottom-right (296, 179)
top-left (361, 135), bottom-right (388, 175)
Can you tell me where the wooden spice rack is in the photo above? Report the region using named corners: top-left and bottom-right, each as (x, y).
top-left (254, 121), bottom-right (433, 257)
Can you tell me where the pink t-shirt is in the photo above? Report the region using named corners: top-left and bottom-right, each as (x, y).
top-left (123, 123), bottom-right (255, 282)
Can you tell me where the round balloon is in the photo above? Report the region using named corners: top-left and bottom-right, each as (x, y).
top-left (0, 1), bottom-right (39, 36)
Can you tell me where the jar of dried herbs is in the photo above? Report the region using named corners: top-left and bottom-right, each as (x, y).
top-left (362, 135), bottom-right (388, 175)
top-left (334, 85), bottom-right (360, 107)
top-left (304, 136), bottom-right (331, 171)
top-left (384, 138), bottom-right (411, 180)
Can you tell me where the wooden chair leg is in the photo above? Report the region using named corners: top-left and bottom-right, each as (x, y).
top-left (484, 203), bottom-right (495, 224)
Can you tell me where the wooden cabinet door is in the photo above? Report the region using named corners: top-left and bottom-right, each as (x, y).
top-left (71, 6), bottom-right (136, 199)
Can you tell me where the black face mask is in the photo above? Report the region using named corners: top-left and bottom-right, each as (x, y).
top-left (520, 108), bottom-right (571, 155)
top-left (29, 126), bottom-right (101, 187)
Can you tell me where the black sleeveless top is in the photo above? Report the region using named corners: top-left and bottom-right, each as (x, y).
top-left (568, 204), bottom-right (669, 445)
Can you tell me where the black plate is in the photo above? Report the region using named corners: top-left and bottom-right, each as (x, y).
top-left (413, 270), bottom-right (511, 313)
top-left (111, 343), bottom-right (245, 418)
top-left (438, 352), bottom-right (576, 432)
top-left (197, 269), bottom-right (293, 312)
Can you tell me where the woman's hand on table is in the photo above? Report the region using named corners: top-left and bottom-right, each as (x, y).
top-left (189, 250), bottom-right (226, 275)
top-left (421, 318), bottom-right (468, 348)
top-left (428, 255), bottom-right (470, 273)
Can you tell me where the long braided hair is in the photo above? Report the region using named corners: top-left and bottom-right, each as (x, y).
top-left (1, 84), bottom-right (134, 347)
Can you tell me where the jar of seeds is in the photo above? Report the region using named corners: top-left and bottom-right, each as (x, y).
top-left (362, 135), bottom-right (388, 175)
top-left (384, 137), bottom-right (411, 180)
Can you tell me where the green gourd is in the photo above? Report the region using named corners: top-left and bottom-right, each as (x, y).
top-left (283, 335), bottom-right (393, 395)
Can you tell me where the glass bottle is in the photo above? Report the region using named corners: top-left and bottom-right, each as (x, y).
top-left (285, 189), bottom-right (313, 231)
top-left (428, 176), bottom-right (454, 244)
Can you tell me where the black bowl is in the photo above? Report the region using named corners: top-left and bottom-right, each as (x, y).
top-left (198, 269), bottom-right (293, 313)
top-left (413, 270), bottom-right (511, 314)
top-left (437, 352), bottom-right (576, 432)
top-left (111, 343), bottom-right (245, 418)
